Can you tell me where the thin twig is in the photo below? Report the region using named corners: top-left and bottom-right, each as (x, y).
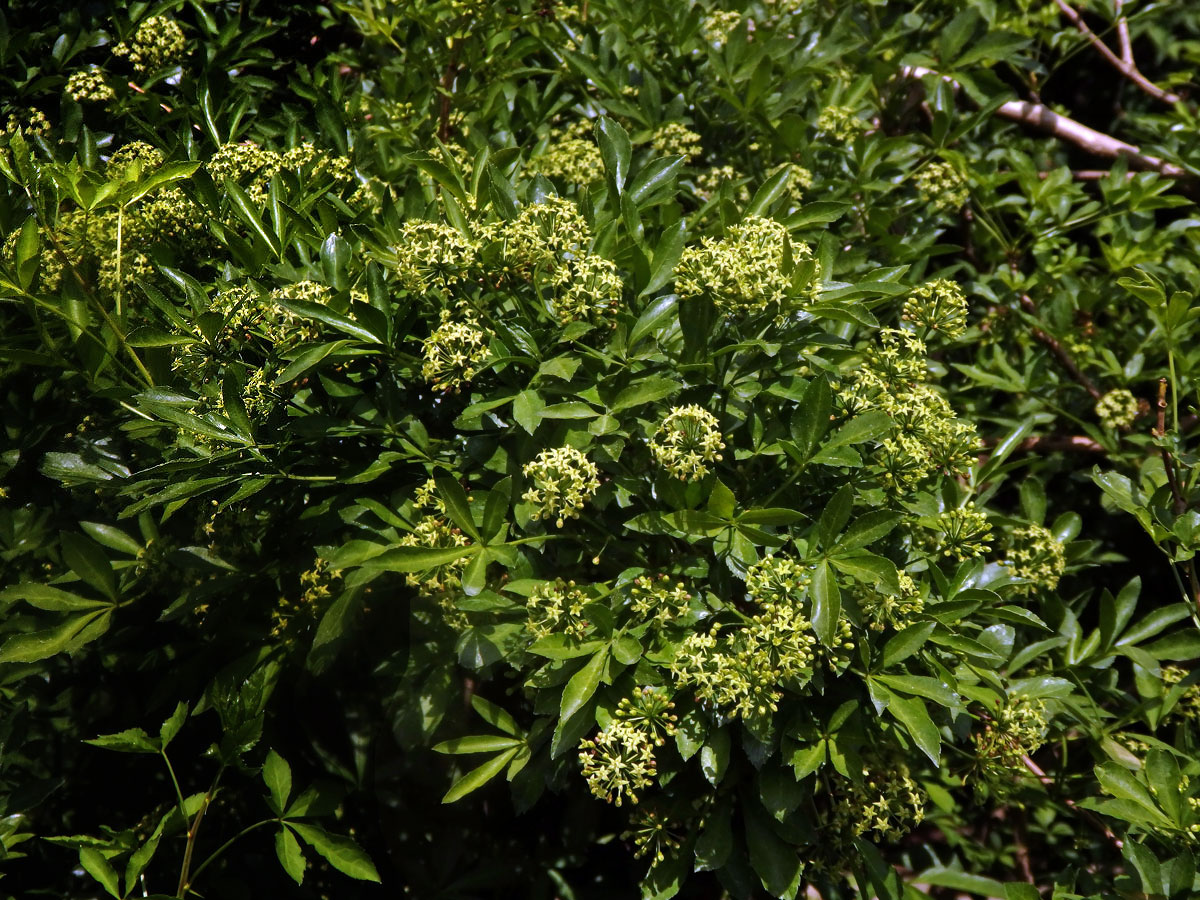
top-left (1022, 754), bottom-right (1123, 849)
top-left (901, 66), bottom-right (1188, 179)
top-left (1020, 295), bottom-right (1102, 399)
top-left (1054, 0), bottom-right (1181, 105)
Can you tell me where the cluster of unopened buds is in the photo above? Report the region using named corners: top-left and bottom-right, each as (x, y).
top-left (926, 503), bottom-right (993, 561)
top-left (902, 279), bottom-right (969, 339)
top-left (1095, 388), bottom-right (1140, 431)
top-left (521, 445), bottom-right (600, 526)
top-left (649, 405), bottom-right (725, 481)
top-left (857, 572), bottom-right (924, 632)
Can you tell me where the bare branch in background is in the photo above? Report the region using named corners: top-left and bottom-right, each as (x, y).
top-left (902, 65), bottom-right (1188, 179)
top-left (1054, 0), bottom-right (1182, 105)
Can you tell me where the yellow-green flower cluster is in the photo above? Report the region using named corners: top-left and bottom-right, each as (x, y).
top-left (902, 279), bottom-right (969, 339)
top-left (651, 122), bottom-right (703, 161)
top-left (578, 720), bottom-right (657, 806)
top-left (393, 221), bottom-right (478, 291)
top-left (744, 554), bottom-right (810, 605)
top-left (66, 67), bottom-right (116, 103)
top-left (856, 571), bottom-right (924, 632)
top-left (535, 120), bottom-right (603, 185)
top-left (210, 284), bottom-right (262, 335)
top-left (831, 762), bottom-right (926, 842)
top-left (817, 105), bottom-right (868, 141)
top-left (649, 405), bottom-right (725, 481)
top-left (504, 196), bottom-right (592, 279)
top-left (1162, 666), bottom-right (1200, 721)
top-left (701, 10), bottom-right (742, 47)
top-left (629, 574), bottom-right (693, 629)
top-left (841, 329), bottom-right (979, 487)
top-left (265, 281), bottom-right (331, 345)
top-left (676, 215), bottom-right (808, 315)
top-left (694, 165), bottom-right (750, 204)
top-left (914, 160), bottom-right (968, 211)
top-left (626, 808), bottom-right (683, 865)
top-left (670, 557), bottom-right (816, 726)
top-left (1095, 388), bottom-right (1139, 431)
top-left (280, 142), bottom-right (355, 186)
top-left (107, 141), bottom-right (165, 178)
top-left (241, 367), bottom-right (278, 420)
top-left (522, 445), bottom-right (600, 526)
top-left (398, 516), bottom-right (471, 596)
top-left (526, 578), bottom-right (592, 641)
top-left (421, 309), bottom-right (489, 391)
top-left (113, 16), bottom-right (187, 73)
top-left (613, 687), bottom-right (678, 746)
top-left (553, 254), bottom-right (623, 325)
top-left (272, 557), bottom-right (339, 640)
top-left (207, 141), bottom-right (281, 200)
top-left (1004, 524), bottom-right (1066, 596)
top-left (4, 108), bottom-right (49, 138)
top-left (925, 503), bottom-right (993, 561)
top-left (973, 696), bottom-right (1048, 790)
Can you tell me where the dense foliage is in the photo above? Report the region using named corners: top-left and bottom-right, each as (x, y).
top-left (3, 1), bottom-right (1200, 898)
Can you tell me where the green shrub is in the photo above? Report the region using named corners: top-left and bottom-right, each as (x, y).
top-left (2, 1), bottom-right (1200, 898)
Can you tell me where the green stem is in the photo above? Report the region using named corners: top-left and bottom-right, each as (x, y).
top-left (182, 819), bottom-right (275, 890)
top-left (115, 204), bottom-right (124, 317)
top-left (160, 750), bottom-right (188, 820)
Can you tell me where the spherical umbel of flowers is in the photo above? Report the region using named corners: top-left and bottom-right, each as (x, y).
top-left (392, 220), bottom-right (478, 291)
top-left (578, 721), bottom-right (657, 806)
top-left (913, 160), bottom-right (969, 211)
top-left (649, 405), bottom-right (725, 481)
top-left (1095, 388), bottom-right (1140, 431)
top-left (902, 279), bottom-right (969, 339)
top-left (1003, 524), bottom-right (1067, 596)
top-left (521, 446), bottom-right (600, 527)
top-left (113, 16), bottom-right (187, 74)
top-left (66, 67), bottom-right (116, 103)
top-left (650, 122), bottom-right (703, 161)
top-left (553, 255), bottom-right (623, 325)
top-left (676, 215), bottom-right (810, 315)
top-left (421, 310), bottom-right (489, 392)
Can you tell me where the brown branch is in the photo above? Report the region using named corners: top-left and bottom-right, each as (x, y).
top-left (901, 65), bottom-right (1188, 179)
top-left (1054, 0), bottom-right (1182, 105)
top-left (437, 43), bottom-right (460, 143)
top-left (1115, 0), bottom-right (1133, 64)
top-left (1020, 295), bottom-right (1102, 399)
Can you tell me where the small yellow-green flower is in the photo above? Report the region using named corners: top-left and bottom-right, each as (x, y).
top-left (649, 405), bottom-right (725, 481)
top-left (1095, 388), bottom-right (1139, 431)
top-left (522, 445), bottom-right (600, 526)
